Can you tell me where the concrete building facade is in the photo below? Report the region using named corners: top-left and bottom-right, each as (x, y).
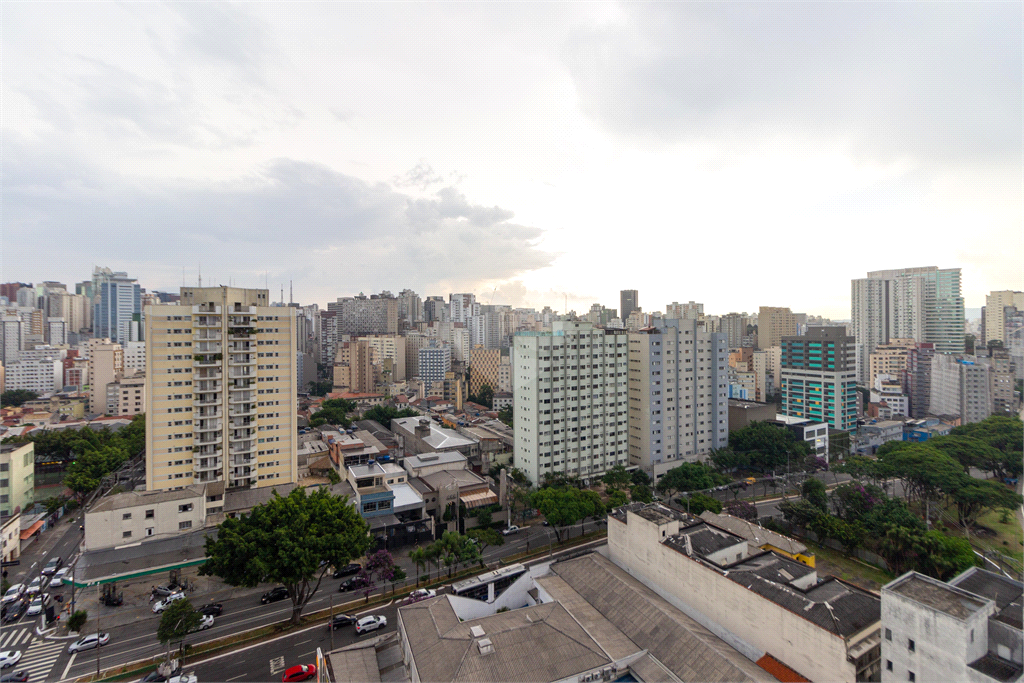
top-left (983, 291), bottom-right (1024, 346)
top-left (87, 338), bottom-right (124, 413)
top-left (0, 442), bottom-right (35, 517)
top-left (757, 306), bottom-right (797, 351)
top-left (780, 327), bottom-right (858, 431)
top-left (6, 357), bottom-right (63, 395)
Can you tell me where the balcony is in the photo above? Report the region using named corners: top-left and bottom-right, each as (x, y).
top-left (230, 304), bottom-right (257, 314)
top-left (194, 433), bottom-right (222, 445)
top-left (229, 378), bottom-right (254, 390)
top-left (193, 330), bottom-right (222, 341)
top-left (231, 428), bottom-right (256, 440)
top-left (193, 304), bottom-right (222, 314)
top-left (229, 354), bottom-right (256, 366)
top-left (193, 394), bottom-right (220, 406)
top-left (194, 369), bottom-right (222, 382)
top-left (229, 404), bottom-right (256, 417)
top-left (193, 353), bottom-right (223, 366)
top-left (195, 419), bottom-right (222, 432)
top-left (230, 417), bottom-right (254, 429)
top-left (229, 441), bottom-right (256, 455)
top-left (229, 368), bottom-right (255, 380)
top-left (193, 444), bottom-right (222, 456)
top-left (229, 390), bottom-right (254, 403)
top-left (194, 458), bottom-right (222, 472)
top-left (193, 316), bottom-right (222, 328)
top-left (227, 341), bottom-right (253, 353)
top-left (231, 456), bottom-right (256, 467)
top-left (195, 342), bottom-right (222, 354)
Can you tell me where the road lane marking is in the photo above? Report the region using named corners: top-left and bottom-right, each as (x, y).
top-left (61, 652), bottom-right (78, 679)
top-left (226, 674), bottom-right (246, 680)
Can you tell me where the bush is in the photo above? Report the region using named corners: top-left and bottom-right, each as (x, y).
top-left (67, 610), bottom-right (88, 632)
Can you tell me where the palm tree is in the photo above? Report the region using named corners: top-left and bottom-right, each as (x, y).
top-left (409, 548), bottom-right (427, 586)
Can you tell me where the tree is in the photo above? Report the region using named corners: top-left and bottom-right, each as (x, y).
top-left (779, 499), bottom-right (823, 528)
top-left (810, 515), bottom-right (864, 554)
top-left (199, 487), bottom-right (370, 624)
top-left (877, 443), bottom-right (964, 511)
top-left (157, 598), bottom-right (203, 663)
top-left (602, 464), bottom-right (631, 491)
top-left (630, 469), bottom-right (652, 487)
top-left (466, 527), bottom-right (504, 555)
top-left (606, 489), bottom-right (629, 509)
top-left (801, 478), bottom-right (829, 513)
top-left (361, 405), bottom-right (420, 428)
top-left (657, 463), bottom-right (715, 500)
top-left (1, 390), bottom-right (38, 408)
top-left (709, 448), bottom-right (750, 472)
top-left (497, 405), bottom-right (513, 427)
top-left (725, 499), bottom-right (758, 521)
top-left (948, 478), bottom-right (1023, 529)
top-left (831, 483), bottom-right (884, 522)
top-left (409, 547), bottom-right (429, 586)
top-left (949, 416), bottom-right (1024, 480)
top-left (475, 508), bottom-right (493, 527)
top-left (67, 610), bottom-right (88, 632)
top-left (579, 489), bottom-right (605, 536)
top-left (686, 493), bottom-right (722, 516)
top-left (469, 384), bottom-right (494, 409)
top-left (630, 483), bottom-right (653, 504)
top-left (728, 421), bottom-right (810, 472)
top-left (531, 487), bottom-right (594, 542)
top-left (357, 549), bottom-right (398, 603)
top-left (307, 380), bottom-right (333, 397)
top-left (862, 498), bottom-right (925, 537)
top-left (927, 435), bottom-right (1005, 474)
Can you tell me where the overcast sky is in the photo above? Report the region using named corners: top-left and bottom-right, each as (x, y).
top-left (3, 2), bottom-right (1020, 318)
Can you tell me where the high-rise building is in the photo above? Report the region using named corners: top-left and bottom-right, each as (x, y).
top-left (333, 340), bottom-right (374, 393)
top-left (363, 335), bottom-right (407, 383)
top-left (929, 355), bottom-right (992, 425)
top-left (449, 293), bottom-right (479, 325)
top-left (423, 296), bottom-right (448, 323)
top-left (987, 348), bottom-right (1016, 416)
top-left (852, 267), bottom-right (965, 383)
top-left (330, 294), bottom-right (398, 336)
top-left (780, 327), bottom-right (858, 431)
top-left (397, 289), bottom-right (422, 331)
top-left (628, 319), bottom-right (728, 479)
top-left (87, 338), bottom-right (124, 414)
top-left (6, 357), bottom-right (63, 395)
top-left (106, 371), bottom-right (146, 416)
top-left (468, 346), bottom-right (501, 396)
top-left (404, 332), bottom-right (430, 379)
top-left (620, 290), bottom-right (639, 322)
top-left (758, 306), bottom-right (798, 350)
top-left (418, 341), bottom-right (451, 383)
top-left (719, 313), bottom-right (748, 349)
top-left (145, 286), bottom-right (297, 492)
top-left (665, 301), bottom-right (703, 320)
top-left (319, 310), bottom-right (338, 365)
top-left (982, 290), bottom-right (1024, 345)
top-left (46, 318), bottom-right (67, 346)
top-left (868, 339), bottom-right (916, 390)
top-left (1, 315), bottom-right (23, 366)
top-left (513, 321), bottom-right (630, 484)
top-left (905, 343), bottom-right (935, 418)
top-left (92, 267), bottom-right (142, 345)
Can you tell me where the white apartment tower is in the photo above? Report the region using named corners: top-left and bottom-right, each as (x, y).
top-left (513, 321), bottom-right (629, 485)
top-left (628, 319), bottom-right (728, 479)
top-left (145, 287), bottom-right (297, 492)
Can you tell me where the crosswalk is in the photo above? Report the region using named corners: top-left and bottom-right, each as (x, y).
top-left (0, 630), bottom-right (66, 681)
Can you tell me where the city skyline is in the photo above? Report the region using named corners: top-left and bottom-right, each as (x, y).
top-left (3, 3), bottom-right (1020, 318)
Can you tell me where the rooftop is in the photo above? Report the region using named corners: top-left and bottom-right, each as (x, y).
top-left (886, 572), bottom-right (989, 620)
top-left (90, 484), bottom-right (205, 513)
top-left (699, 511), bottom-right (809, 557)
top-left (949, 567), bottom-right (1023, 611)
top-left (404, 451), bottom-right (467, 469)
top-left (392, 416), bottom-right (478, 450)
top-left (419, 469), bottom-right (488, 491)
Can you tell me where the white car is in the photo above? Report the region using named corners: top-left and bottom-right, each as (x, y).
top-left (408, 589), bottom-right (436, 600)
top-left (167, 674), bottom-right (198, 683)
top-left (198, 614), bottom-right (214, 630)
top-left (51, 567), bottom-right (71, 587)
top-left (25, 576), bottom-right (48, 596)
top-left (68, 633), bottom-right (110, 653)
top-left (1, 584), bottom-right (25, 605)
top-left (355, 615), bottom-right (387, 634)
top-left (501, 525), bottom-right (520, 536)
top-left (26, 593), bottom-right (50, 617)
top-left (153, 593), bottom-right (186, 614)
top-left (0, 651), bottom-right (22, 669)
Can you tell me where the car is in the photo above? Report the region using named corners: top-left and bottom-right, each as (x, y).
top-left (166, 674), bottom-right (197, 683)
top-left (2, 601), bottom-right (27, 624)
top-left (261, 587), bottom-right (289, 604)
top-left (152, 593), bottom-right (186, 614)
top-left (67, 633), bottom-right (109, 653)
top-left (197, 603), bottom-right (222, 616)
top-left (338, 576), bottom-right (370, 593)
top-left (197, 614), bottom-right (214, 630)
top-left (0, 652), bottom-right (21, 670)
top-left (25, 594), bottom-right (50, 617)
top-left (501, 525), bottom-right (520, 536)
top-left (141, 667), bottom-right (182, 682)
top-left (280, 664), bottom-right (317, 682)
top-left (24, 577), bottom-right (47, 596)
top-left (40, 557), bottom-right (62, 576)
top-left (407, 589), bottom-right (436, 601)
top-left (50, 568), bottom-right (71, 587)
top-left (0, 670), bottom-right (30, 682)
top-left (332, 563), bottom-right (361, 579)
top-left (355, 615), bottom-right (387, 634)
top-left (330, 614), bottom-right (357, 629)
top-left (151, 585), bottom-right (182, 597)
top-left (1, 585), bottom-right (25, 605)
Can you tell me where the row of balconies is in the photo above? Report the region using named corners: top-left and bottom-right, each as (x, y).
top-left (229, 390), bottom-right (254, 403)
top-left (194, 331), bottom-right (222, 342)
top-left (194, 393), bottom-right (220, 405)
top-left (194, 316), bottom-right (222, 328)
top-left (194, 353), bottom-right (223, 365)
top-left (194, 457), bottom-right (222, 472)
top-left (194, 431), bottom-right (222, 444)
top-left (193, 443), bottom-right (222, 456)
top-left (229, 404), bottom-right (256, 417)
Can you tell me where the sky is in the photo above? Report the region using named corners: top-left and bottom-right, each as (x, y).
top-left (2, 2), bottom-right (1021, 319)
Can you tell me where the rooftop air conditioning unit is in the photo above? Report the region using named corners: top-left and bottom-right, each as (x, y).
top-left (476, 638), bottom-right (494, 655)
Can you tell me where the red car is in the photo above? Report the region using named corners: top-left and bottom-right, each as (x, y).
top-left (281, 664), bottom-right (316, 682)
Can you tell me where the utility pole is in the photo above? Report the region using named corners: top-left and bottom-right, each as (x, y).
top-left (329, 594), bottom-right (334, 651)
top-left (96, 609), bottom-right (101, 678)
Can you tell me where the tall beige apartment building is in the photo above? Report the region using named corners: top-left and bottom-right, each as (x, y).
top-left (468, 346), bottom-right (501, 396)
top-left (145, 287), bottom-right (297, 492)
top-left (87, 338), bottom-right (124, 414)
top-left (868, 338), bottom-right (916, 389)
top-left (758, 306), bottom-right (797, 350)
top-left (983, 290), bottom-right (1024, 345)
top-left (333, 340), bottom-right (374, 393)
top-left (363, 335), bottom-right (406, 382)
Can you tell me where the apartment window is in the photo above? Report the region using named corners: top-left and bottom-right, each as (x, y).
top-left (886, 661), bottom-right (893, 672)
top-left (884, 629), bottom-right (891, 641)
top-left (145, 509), bottom-right (155, 519)
top-left (122, 512), bottom-right (132, 520)
top-left (146, 528), bottom-right (154, 536)
top-left (179, 521), bottom-right (193, 530)
top-left (122, 531), bottom-right (132, 538)
top-left (179, 504), bottom-right (194, 513)
top-left (907, 639), bottom-right (915, 652)
top-left (908, 673), bottom-right (915, 682)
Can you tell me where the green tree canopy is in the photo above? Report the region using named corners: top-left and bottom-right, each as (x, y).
top-left (831, 483), bottom-right (885, 522)
top-left (685, 493), bottom-right (722, 516)
top-left (862, 497), bottom-right (926, 537)
top-left (199, 487), bottom-right (370, 624)
top-left (927, 435), bottom-right (1005, 474)
top-left (949, 478), bottom-right (1023, 529)
top-left (877, 443), bottom-right (964, 507)
top-left (657, 462), bottom-right (715, 499)
top-left (157, 598), bottom-right (203, 662)
top-left (630, 483), bottom-right (654, 504)
top-left (531, 487), bottom-right (599, 541)
top-left (361, 405), bottom-right (420, 427)
top-left (950, 416), bottom-right (1024, 479)
top-left (601, 465), bottom-right (631, 491)
top-left (728, 421), bottom-right (811, 472)
top-left (1, 389), bottom-right (38, 407)
top-left (466, 526), bottom-right (504, 554)
top-left (801, 478), bottom-right (829, 512)
top-left (497, 405), bottom-right (513, 427)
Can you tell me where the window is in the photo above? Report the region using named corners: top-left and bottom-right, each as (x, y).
top-left (885, 628), bottom-right (892, 641)
top-left (122, 512), bottom-right (132, 520)
top-left (886, 661), bottom-right (893, 672)
top-left (179, 521), bottom-right (193, 530)
top-left (146, 509), bottom-right (155, 519)
top-left (146, 528), bottom-right (154, 536)
top-left (122, 531), bottom-right (132, 538)
top-left (907, 639), bottom-right (914, 652)
top-left (908, 673), bottom-right (915, 682)
top-left (179, 504), bottom-right (193, 513)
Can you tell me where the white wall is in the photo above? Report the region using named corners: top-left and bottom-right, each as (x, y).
top-left (85, 490), bottom-right (206, 550)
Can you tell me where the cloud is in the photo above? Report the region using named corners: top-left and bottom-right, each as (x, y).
top-left (393, 161), bottom-right (446, 191)
top-left (562, 3), bottom-right (1021, 164)
top-left (1, 138), bottom-right (555, 305)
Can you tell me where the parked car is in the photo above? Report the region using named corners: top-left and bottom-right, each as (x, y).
top-left (197, 603), bottom-right (222, 616)
top-left (197, 614), bottom-right (214, 630)
top-left (281, 664), bottom-right (317, 682)
top-left (501, 525), bottom-right (520, 536)
top-left (261, 587), bottom-right (289, 604)
top-left (25, 594), bottom-right (51, 617)
top-left (0, 670), bottom-right (30, 682)
top-left (355, 615), bottom-right (387, 634)
top-left (2, 601), bottom-right (27, 624)
top-left (40, 557), bottom-right (62, 576)
top-left (50, 568), bottom-right (71, 587)
top-left (1, 585), bottom-right (25, 605)
top-left (68, 633), bottom-right (109, 653)
top-left (151, 585), bottom-right (182, 597)
top-left (24, 577), bottom-right (48, 596)
top-left (152, 593), bottom-right (186, 614)
top-left (332, 564), bottom-right (361, 579)
top-left (338, 576), bottom-right (370, 593)
top-left (0, 652), bottom-right (22, 669)
top-left (330, 614), bottom-right (357, 629)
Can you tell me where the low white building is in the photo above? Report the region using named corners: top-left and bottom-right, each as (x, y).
top-left (84, 485), bottom-right (207, 551)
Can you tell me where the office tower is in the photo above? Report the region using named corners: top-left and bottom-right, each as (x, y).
top-left (449, 293), bottom-right (479, 324)
top-left (330, 294), bottom-right (398, 336)
top-left (6, 357), bottom-right (63, 394)
top-left (987, 348), bottom-right (1015, 415)
top-left (513, 321), bottom-right (629, 484)
top-left (719, 313), bottom-right (747, 349)
top-left (665, 301), bottom-right (704, 320)
top-left (87, 339), bottom-right (124, 414)
top-left (404, 332), bottom-right (430, 379)
top-left (423, 296), bottom-right (448, 323)
top-left (851, 267), bottom-right (965, 383)
top-left (620, 290), bottom-right (639, 322)
top-left (983, 291), bottom-right (1024, 345)
top-left (468, 346), bottom-right (501, 396)
top-left (758, 306), bottom-right (798, 350)
top-left (333, 340), bottom-right (374, 393)
top-left (145, 286), bottom-right (297, 492)
top-left (780, 327), bottom-right (858, 431)
top-left (418, 341), bottom-right (451, 383)
top-left (92, 267), bottom-right (142, 344)
top-left (905, 343), bottom-right (935, 418)
top-left (628, 319), bottom-right (728, 479)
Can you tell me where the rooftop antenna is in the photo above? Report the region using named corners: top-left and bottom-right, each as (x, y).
top-left (198, 262), bottom-right (202, 287)
top-left (290, 280), bottom-right (293, 305)
top-left (281, 284), bottom-right (284, 304)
